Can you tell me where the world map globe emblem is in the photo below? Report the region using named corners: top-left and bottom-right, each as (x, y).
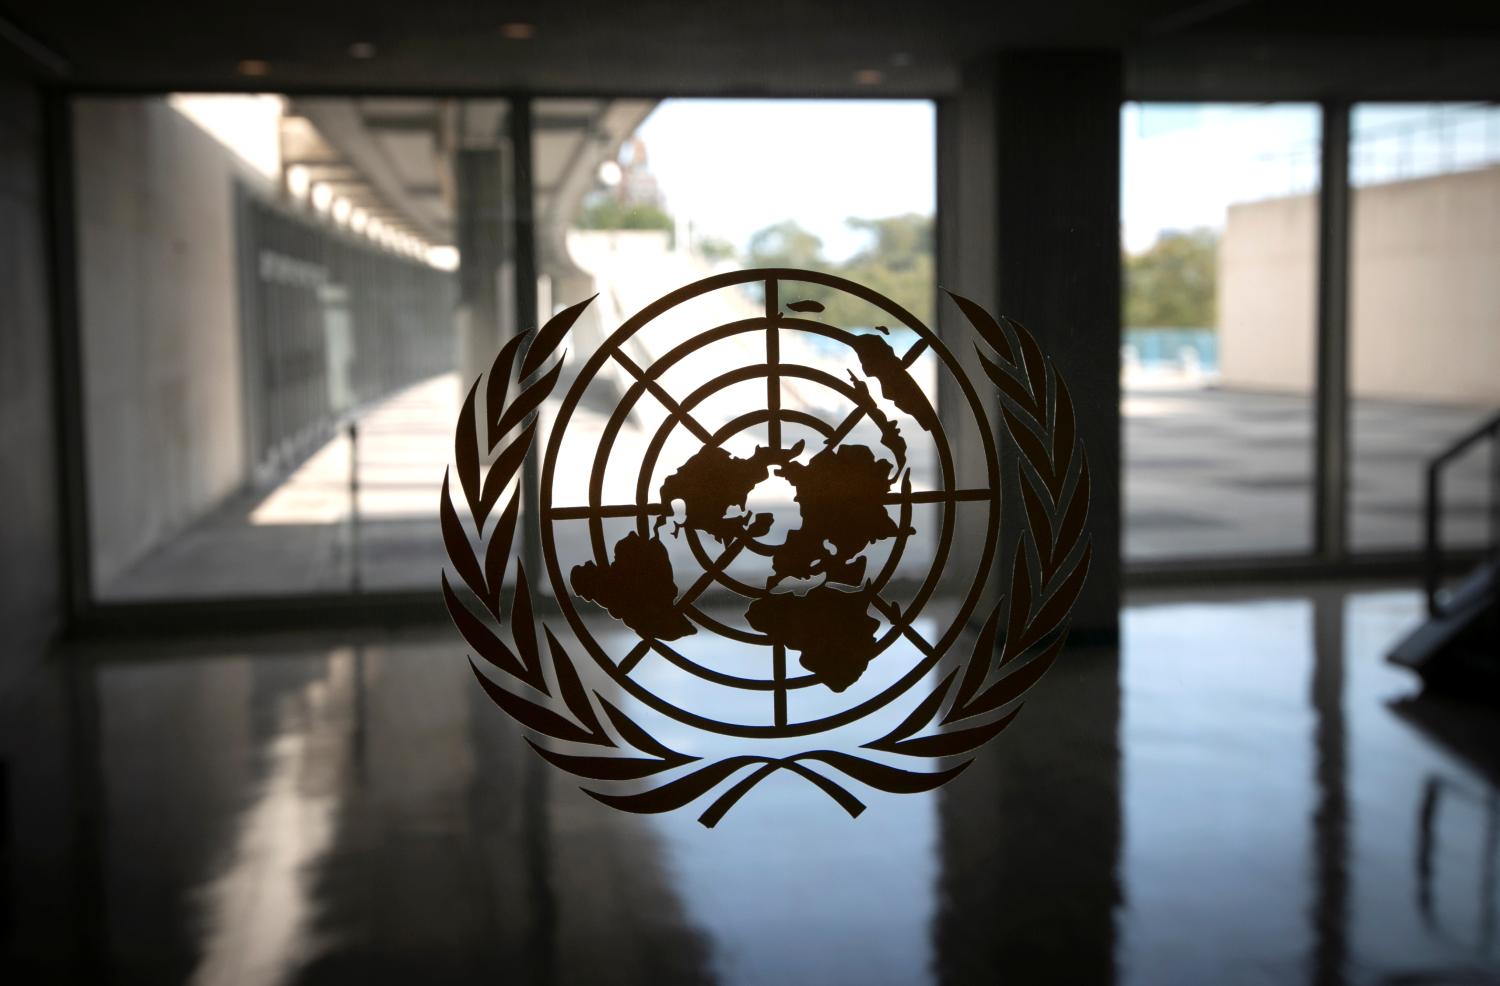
top-left (443, 268), bottom-right (1091, 824)
top-left (543, 268), bottom-right (1001, 737)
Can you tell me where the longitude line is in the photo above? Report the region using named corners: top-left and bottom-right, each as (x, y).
top-left (611, 349), bottom-right (714, 443)
top-left (618, 640), bottom-right (651, 673)
top-left (872, 596), bottom-right (937, 658)
top-left (773, 644), bottom-right (787, 727)
top-left (618, 538), bottom-right (752, 677)
top-left (676, 538), bottom-right (748, 608)
top-left (766, 278), bottom-right (781, 450)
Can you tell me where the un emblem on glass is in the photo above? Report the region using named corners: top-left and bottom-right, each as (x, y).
top-left (441, 269), bottom-right (1090, 826)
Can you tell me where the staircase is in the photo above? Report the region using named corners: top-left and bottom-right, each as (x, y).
top-left (1388, 411), bottom-right (1500, 693)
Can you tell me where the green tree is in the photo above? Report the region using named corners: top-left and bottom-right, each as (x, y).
top-left (844, 214), bottom-right (931, 271)
top-left (694, 236), bottom-right (737, 263)
top-left (747, 220), bottom-right (825, 269)
top-left (1123, 229), bottom-right (1218, 328)
top-left (576, 197), bottom-right (675, 233)
top-left (835, 213), bottom-right (934, 326)
top-left (742, 214), bottom-right (935, 328)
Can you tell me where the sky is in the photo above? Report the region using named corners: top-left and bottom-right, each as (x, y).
top-left (174, 94), bottom-right (1497, 264)
top-left (1120, 102), bottom-right (1323, 252)
top-left (634, 99), bottom-right (936, 262)
top-left (178, 94), bottom-right (1495, 264)
top-left (633, 99), bottom-right (1328, 259)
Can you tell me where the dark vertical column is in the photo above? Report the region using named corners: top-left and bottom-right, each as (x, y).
top-left (500, 110), bottom-right (550, 978)
top-left (992, 50), bottom-right (1122, 641)
top-left (935, 51), bottom-right (1123, 986)
top-left (936, 60), bottom-right (999, 580)
top-left (510, 98), bottom-right (543, 584)
top-left (42, 90), bottom-right (90, 622)
top-left (1315, 103), bottom-right (1351, 561)
top-left (454, 146), bottom-right (509, 388)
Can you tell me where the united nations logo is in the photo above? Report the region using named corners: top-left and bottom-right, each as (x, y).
top-left (441, 268), bottom-right (1090, 826)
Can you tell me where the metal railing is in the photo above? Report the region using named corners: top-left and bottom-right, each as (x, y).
top-left (1424, 410), bottom-right (1500, 617)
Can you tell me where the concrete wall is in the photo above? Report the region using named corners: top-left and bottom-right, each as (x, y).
top-left (1218, 192), bottom-right (1318, 393)
top-left (0, 71), bottom-right (61, 688)
top-left (73, 98), bottom-right (268, 590)
top-left (1218, 165), bottom-right (1500, 405)
top-left (1348, 165), bottom-right (1500, 405)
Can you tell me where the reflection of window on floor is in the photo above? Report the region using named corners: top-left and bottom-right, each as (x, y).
top-left (1121, 103), bottom-right (1321, 560)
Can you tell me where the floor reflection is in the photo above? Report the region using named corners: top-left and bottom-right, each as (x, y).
top-left (2, 585), bottom-right (1499, 984)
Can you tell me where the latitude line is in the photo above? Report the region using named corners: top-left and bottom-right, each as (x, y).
top-left (881, 488), bottom-right (994, 505)
top-left (548, 502), bottom-right (669, 521)
top-left (611, 349), bottom-right (715, 443)
top-left (824, 337), bottom-right (932, 448)
top-left (766, 278), bottom-right (781, 451)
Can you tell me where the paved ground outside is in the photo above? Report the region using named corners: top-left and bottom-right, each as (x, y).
top-left (99, 375), bottom-right (1494, 600)
top-left (1126, 384), bottom-right (1494, 560)
top-left (98, 366), bottom-right (945, 601)
top-left (97, 375), bottom-right (460, 599)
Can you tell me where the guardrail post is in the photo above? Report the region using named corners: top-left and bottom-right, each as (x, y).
top-left (348, 420), bottom-right (361, 593)
top-left (1491, 432), bottom-right (1499, 564)
top-left (1425, 460), bottom-right (1442, 618)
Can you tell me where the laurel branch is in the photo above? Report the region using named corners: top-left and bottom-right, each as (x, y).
top-left (440, 285), bottom-right (1090, 827)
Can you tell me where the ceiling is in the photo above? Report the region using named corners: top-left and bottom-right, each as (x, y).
top-left (280, 96), bottom-right (653, 253)
top-left (4, 1), bottom-right (1500, 98)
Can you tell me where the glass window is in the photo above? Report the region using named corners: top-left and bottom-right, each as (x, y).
top-left (533, 97), bottom-right (941, 603)
top-left (528, 98), bottom-right (951, 737)
top-left (74, 95), bottom-right (506, 598)
top-left (1348, 103), bottom-right (1500, 553)
top-left (1121, 103), bottom-right (1322, 561)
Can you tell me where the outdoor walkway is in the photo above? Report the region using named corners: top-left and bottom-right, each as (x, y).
top-left (1126, 385), bottom-right (1493, 560)
top-left (101, 375), bottom-right (1493, 600)
top-left (99, 375), bottom-right (461, 599)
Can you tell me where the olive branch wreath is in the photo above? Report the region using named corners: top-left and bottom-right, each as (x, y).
top-left (440, 289), bottom-right (1091, 828)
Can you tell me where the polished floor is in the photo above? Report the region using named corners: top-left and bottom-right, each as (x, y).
top-left (3, 584), bottom-right (1499, 984)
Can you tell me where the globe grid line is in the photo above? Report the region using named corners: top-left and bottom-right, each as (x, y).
top-left (442, 268), bottom-right (1087, 826)
top-left (606, 358), bottom-right (946, 701)
top-left (613, 355), bottom-right (954, 662)
top-left (543, 485), bottom-right (993, 521)
top-left (764, 277), bottom-right (782, 451)
top-left (595, 358), bottom-right (935, 654)
top-left (537, 269), bottom-right (995, 739)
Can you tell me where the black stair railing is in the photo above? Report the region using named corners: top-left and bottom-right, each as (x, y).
top-left (1424, 410), bottom-right (1500, 618)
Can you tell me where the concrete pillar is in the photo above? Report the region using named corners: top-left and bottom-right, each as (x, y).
top-left (934, 50), bottom-right (1123, 984)
top-left (1001, 50), bottom-right (1121, 640)
top-left (939, 49), bottom-right (1121, 641)
top-left (0, 74), bottom-right (63, 671)
top-left (454, 147), bottom-right (512, 386)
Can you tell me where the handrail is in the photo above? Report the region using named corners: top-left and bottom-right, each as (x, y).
top-left (1424, 409), bottom-right (1500, 617)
